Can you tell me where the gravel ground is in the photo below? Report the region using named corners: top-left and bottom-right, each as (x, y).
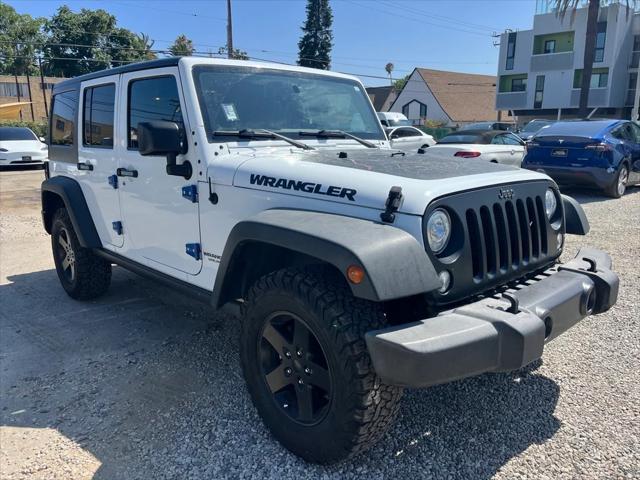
top-left (1, 169), bottom-right (639, 480)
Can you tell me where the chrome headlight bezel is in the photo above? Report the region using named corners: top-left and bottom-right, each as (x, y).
top-left (426, 208), bottom-right (452, 254)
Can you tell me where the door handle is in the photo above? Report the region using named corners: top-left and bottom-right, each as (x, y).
top-left (77, 162), bottom-right (93, 171)
top-left (117, 167), bottom-right (138, 178)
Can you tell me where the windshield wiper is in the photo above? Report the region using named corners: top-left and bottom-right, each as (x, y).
top-left (298, 130), bottom-right (378, 148)
top-left (213, 129), bottom-right (314, 150)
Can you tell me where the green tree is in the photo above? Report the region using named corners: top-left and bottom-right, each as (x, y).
top-left (136, 33), bottom-right (157, 61)
top-left (297, 0), bottom-right (333, 70)
top-left (42, 6), bottom-right (154, 77)
top-left (217, 46), bottom-right (249, 60)
top-left (169, 34), bottom-right (194, 56)
top-left (0, 3), bottom-right (45, 75)
top-left (554, 0), bottom-right (636, 116)
top-left (385, 62), bottom-right (394, 86)
top-left (393, 74), bottom-right (410, 91)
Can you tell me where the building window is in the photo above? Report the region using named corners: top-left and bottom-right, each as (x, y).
top-left (594, 23), bottom-right (606, 63)
top-left (627, 73), bottom-right (638, 106)
top-left (128, 76), bottom-right (183, 149)
top-left (573, 68), bottom-right (608, 89)
top-left (544, 40), bottom-right (556, 54)
top-left (83, 84), bottom-right (115, 148)
top-left (51, 90), bottom-right (78, 146)
top-left (534, 75), bottom-right (545, 109)
top-left (511, 78), bottom-right (527, 92)
top-left (419, 103), bottom-right (427, 119)
top-left (402, 103), bottom-right (410, 117)
top-left (505, 32), bottom-right (517, 70)
top-left (631, 35), bottom-right (640, 68)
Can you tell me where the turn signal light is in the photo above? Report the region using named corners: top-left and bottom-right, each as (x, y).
top-left (346, 265), bottom-right (365, 284)
top-left (454, 151), bottom-right (481, 158)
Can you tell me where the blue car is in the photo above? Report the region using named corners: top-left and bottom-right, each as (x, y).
top-left (522, 120), bottom-right (640, 198)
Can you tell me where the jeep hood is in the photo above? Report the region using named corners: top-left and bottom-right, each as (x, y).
top-left (232, 149), bottom-right (550, 215)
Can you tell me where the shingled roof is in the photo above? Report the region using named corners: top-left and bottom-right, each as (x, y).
top-left (416, 68), bottom-right (499, 123)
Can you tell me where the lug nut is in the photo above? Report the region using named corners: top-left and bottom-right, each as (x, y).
top-left (285, 351), bottom-right (292, 358)
top-left (285, 367), bottom-right (292, 376)
top-left (298, 378), bottom-right (304, 385)
top-left (304, 367), bottom-right (312, 375)
top-left (296, 350), bottom-right (303, 357)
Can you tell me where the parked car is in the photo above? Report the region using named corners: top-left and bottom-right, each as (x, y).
top-left (386, 126), bottom-right (435, 152)
top-left (0, 127), bottom-right (48, 168)
top-left (522, 120), bottom-right (640, 198)
top-left (459, 121), bottom-right (517, 132)
top-left (41, 57), bottom-right (618, 464)
top-left (377, 111), bottom-right (412, 127)
top-left (420, 130), bottom-right (526, 166)
top-left (518, 119), bottom-right (554, 141)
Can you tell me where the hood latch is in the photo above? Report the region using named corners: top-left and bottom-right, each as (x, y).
top-left (380, 186), bottom-right (403, 224)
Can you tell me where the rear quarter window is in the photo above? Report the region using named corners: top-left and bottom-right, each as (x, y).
top-left (51, 91), bottom-right (78, 146)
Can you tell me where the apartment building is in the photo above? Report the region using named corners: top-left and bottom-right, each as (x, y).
top-left (496, 0), bottom-right (640, 124)
top-left (0, 75), bottom-right (64, 122)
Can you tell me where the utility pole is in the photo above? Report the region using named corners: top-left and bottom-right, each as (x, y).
top-left (226, 0), bottom-right (234, 59)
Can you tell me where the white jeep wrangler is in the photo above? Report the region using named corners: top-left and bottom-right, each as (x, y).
top-left (42, 57), bottom-right (619, 464)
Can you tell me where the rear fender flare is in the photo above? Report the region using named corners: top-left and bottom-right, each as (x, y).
top-left (41, 176), bottom-right (102, 248)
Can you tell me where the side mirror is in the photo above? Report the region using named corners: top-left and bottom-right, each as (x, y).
top-left (39, 136), bottom-right (46, 143)
top-left (137, 121), bottom-right (191, 179)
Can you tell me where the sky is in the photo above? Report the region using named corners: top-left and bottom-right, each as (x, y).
top-left (6, 0), bottom-right (539, 86)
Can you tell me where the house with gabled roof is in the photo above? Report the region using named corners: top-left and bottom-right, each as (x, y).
top-left (389, 68), bottom-right (504, 126)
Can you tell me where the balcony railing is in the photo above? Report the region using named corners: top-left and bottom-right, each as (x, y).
top-left (496, 91), bottom-right (528, 110)
top-left (530, 51), bottom-right (575, 71)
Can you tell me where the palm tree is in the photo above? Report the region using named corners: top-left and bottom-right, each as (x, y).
top-left (137, 33), bottom-right (156, 60)
top-left (385, 62), bottom-right (394, 86)
top-left (554, 0), bottom-right (637, 117)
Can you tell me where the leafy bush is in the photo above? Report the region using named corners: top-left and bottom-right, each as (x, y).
top-left (0, 120), bottom-right (48, 138)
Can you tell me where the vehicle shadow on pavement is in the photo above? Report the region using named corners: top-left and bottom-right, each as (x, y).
top-left (559, 185), bottom-right (639, 205)
top-left (1, 266), bottom-right (561, 479)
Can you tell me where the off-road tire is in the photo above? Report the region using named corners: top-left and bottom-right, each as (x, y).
top-left (240, 267), bottom-right (402, 464)
top-left (605, 164), bottom-right (628, 198)
top-left (51, 208), bottom-right (111, 300)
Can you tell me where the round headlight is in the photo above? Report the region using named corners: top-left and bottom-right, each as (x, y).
top-left (426, 209), bottom-right (451, 254)
top-left (545, 188), bottom-right (557, 218)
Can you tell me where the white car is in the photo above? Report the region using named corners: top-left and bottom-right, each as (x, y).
top-left (377, 111), bottom-right (412, 127)
top-left (40, 57), bottom-right (616, 465)
top-left (421, 130), bottom-right (526, 167)
top-left (386, 126), bottom-right (435, 152)
top-left (0, 127), bottom-right (48, 167)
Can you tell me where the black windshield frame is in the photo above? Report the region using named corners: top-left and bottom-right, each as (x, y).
top-left (192, 65), bottom-right (386, 144)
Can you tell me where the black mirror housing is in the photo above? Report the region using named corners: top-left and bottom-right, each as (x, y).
top-left (138, 121), bottom-right (187, 156)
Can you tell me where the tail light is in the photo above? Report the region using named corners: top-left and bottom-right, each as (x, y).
top-left (585, 143), bottom-right (612, 152)
top-left (454, 151), bottom-right (481, 158)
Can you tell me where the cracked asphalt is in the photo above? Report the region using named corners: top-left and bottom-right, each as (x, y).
top-left (1, 168), bottom-right (638, 479)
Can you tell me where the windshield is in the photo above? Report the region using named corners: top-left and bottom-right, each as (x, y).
top-left (438, 134), bottom-right (484, 144)
top-left (0, 127), bottom-right (37, 141)
top-left (387, 119), bottom-right (412, 127)
top-left (193, 66), bottom-right (385, 142)
top-left (522, 120), bottom-right (551, 132)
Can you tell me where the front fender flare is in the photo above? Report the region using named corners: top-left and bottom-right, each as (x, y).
top-left (41, 176), bottom-right (102, 248)
top-left (561, 194), bottom-right (589, 235)
top-left (212, 209), bottom-right (440, 306)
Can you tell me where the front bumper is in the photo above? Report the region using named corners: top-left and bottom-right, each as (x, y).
top-left (365, 247), bottom-right (618, 387)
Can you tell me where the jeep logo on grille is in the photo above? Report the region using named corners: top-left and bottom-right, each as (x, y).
top-left (498, 188), bottom-right (514, 200)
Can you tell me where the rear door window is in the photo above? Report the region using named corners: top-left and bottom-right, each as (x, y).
top-left (83, 84), bottom-right (115, 148)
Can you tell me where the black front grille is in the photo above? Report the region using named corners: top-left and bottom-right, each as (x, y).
top-left (465, 196), bottom-right (548, 281)
top-left (423, 181), bottom-right (562, 305)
